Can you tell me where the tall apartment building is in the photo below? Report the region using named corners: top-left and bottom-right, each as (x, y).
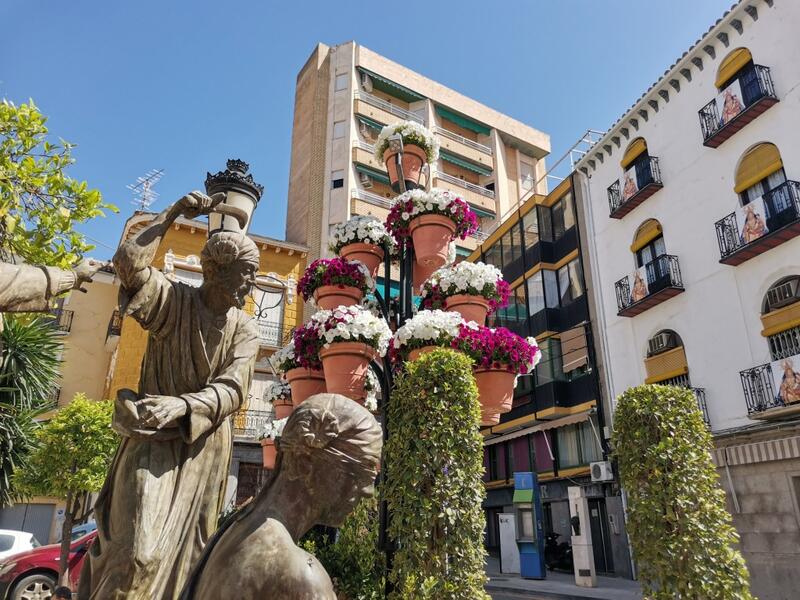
top-left (285, 42), bottom-right (551, 269)
top-left (573, 2), bottom-right (800, 597)
top-left (468, 176), bottom-right (633, 579)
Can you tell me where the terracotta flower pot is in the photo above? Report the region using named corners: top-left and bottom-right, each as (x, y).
top-left (409, 214), bottom-right (456, 269)
top-left (313, 285), bottom-right (364, 311)
top-left (285, 367), bottom-right (327, 406)
top-left (413, 260), bottom-right (438, 294)
top-left (340, 242), bottom-right (385, 279)
top-left (383, 144), bottom-right (428, 193)
top-left (319, 341), bottom-right (379, 404)
top-left (474, 367), bottom-right (517, 426)
top-left (408, 345), bottom-right (440, 361)
top-left (445, 294), bottom-right (490, 326)
top-left (261, 438), bottom-right (277, 469)
top-left (273, 397), bottom-right (294, 420)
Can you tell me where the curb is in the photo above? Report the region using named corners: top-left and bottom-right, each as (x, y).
top-left (485, 583), bottom-right (611, 600)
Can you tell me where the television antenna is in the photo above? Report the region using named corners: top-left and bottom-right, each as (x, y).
top-left (127, 169), bottom-right (165, 211)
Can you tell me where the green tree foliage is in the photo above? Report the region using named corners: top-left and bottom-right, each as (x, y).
top-left (0, 314), bottom-right (62, 507)
top-left (0, 99), bottom-right (116, 266)
top-left (15, 394), bottom-right (118, 582)
top-left (301, 496), bottom-right (384, 599)
top-left (612, 385), bottom-right (753, 600)
top-left (384, 349), bottom-right (489, 600)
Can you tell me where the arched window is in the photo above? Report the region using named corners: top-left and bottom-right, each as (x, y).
top-left (644, 329), bottom-right (690, 387)
top-left (630, 219), bottom-right (665, 268)
top-left (735, 142), bottom-right (786, 205)
top-left (761, 277), bottom-right (800, 361)
top-left (620, 137), bottom-right (648, 170)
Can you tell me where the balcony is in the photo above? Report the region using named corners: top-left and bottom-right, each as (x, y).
top-left (257, 321), bottom-right (294, 349)
top-left (432, 125), bottom-right (493, 169)
top-left (699, 65), bottom-right (778, 148)
top-left (352, 140), bottom-right (387, 176)
top-left (48, 308), bottom-right (73, 333)
top-left (431, 170), bottom-right (496, 217)
top-left (615, 254), bottom-right (684, 317)
top-left (715, 180), bottom-right (800, 266)
top-left (232, 409), bottom-right (272, 440)
top-left (607, 156), bottom-right (663, 218)
top-left (353, 91), bottom-right (423, 126)
top-left (740, 360), bottom-right (800, 420)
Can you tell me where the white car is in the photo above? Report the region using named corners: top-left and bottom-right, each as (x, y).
top-left (0, 529), bottom-right (40, 561)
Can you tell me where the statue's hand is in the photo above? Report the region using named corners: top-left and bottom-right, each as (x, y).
top-left (175, 191), bottom-right (226, 221)
top-left (72, 259), bottom-right (104, 289)
top-left (136, 395), bottom-right (188, 429)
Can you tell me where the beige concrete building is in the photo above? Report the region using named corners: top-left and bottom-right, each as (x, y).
top-left (285, 41), bottom-right (551, 269)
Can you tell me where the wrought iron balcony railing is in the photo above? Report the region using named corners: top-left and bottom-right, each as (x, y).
top-left (48, 308), bottom-right (74, 333)
top-left (615, 254), bottom-right (684, 317)
top-left (692, 387), bottom-right (710, 427)
top-left (432, 125), bottom-right (492, 155)
top-left (698, 65), bottom-right (778, 147)
top-left (740, 362), bottom-right (785, 415)
top-left (715, 180), bottom-right (800, 265)
top-left (354, 91), bottom-right (424, 124)
top-left (607, 156), bottom-right (663, 218)
top-left (232, 409), bottom-right (272, 439)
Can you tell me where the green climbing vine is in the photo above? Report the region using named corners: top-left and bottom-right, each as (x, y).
top-left (612, 384), bottom-right (753, 600)
top-left (384, 348), bottom-right (489, 600)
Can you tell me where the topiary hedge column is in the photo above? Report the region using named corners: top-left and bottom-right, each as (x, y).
top-left (384, 348), bottom-right (490, 600)
top-left (612, 384), bottom-right (753, 600)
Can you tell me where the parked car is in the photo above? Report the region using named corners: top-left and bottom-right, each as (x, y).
top-left (57, 522), bottom-right (97, 543)
top-left (0, 531), bottom-right (95, 600)
top-left (0, 531), bottom-right (39, 562)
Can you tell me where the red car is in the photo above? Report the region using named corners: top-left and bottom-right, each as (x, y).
top-left (0, 531), bottom-right (95, 600)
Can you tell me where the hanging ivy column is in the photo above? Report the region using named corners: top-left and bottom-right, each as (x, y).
top-left (612, 384), bottom-right (753, 600)
top-left (384, 348), bottom-right (490, 600)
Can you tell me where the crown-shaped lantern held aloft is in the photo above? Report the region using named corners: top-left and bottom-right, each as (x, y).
top-left (205, 159), bottom-right (264, 237)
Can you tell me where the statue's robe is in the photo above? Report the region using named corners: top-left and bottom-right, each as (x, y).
top-left (78, 267), bottom-right (258, 600)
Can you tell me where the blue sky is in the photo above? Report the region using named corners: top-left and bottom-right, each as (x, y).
top-left (0, 0), bottom-right (734, 260)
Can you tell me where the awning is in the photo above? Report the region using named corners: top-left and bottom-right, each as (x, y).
top-left (734, 142), bottom-right (783, 193)
top-left (436, 106), bottom-right (491, 135)
top-left (483, 411), bottom-right (592, 446)
top-left (560, 326), bottom-right (588, 373)
top-left (455, 246), bottom-right (473, 257)
top-left (441, 151), bottom-right (493, 176)
top-left (358, 67), bottom-right (424, 103)
top-left (715, 48), bottom-right (753, 89)
top-left (467, 203), bottom-right (496, 219)
top-left (620, 138), bottom-right (647, 169)
top-left (512, 489), bottom-right (533, 503)
top-left (357, 115), bottom-right (385, 131)
top-left (630, 219), bottom-right (662, 253)
top-left (354, 163), bottom-right (390, 186)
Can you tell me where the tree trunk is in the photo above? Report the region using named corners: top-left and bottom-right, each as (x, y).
top-left (58, 491), bottom-right (75, 586)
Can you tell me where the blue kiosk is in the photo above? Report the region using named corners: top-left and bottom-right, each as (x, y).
top-left (513, 471), bottom-right (546, 579)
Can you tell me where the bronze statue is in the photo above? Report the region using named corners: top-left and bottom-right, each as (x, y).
top-left (78, 192), bottom-right (261, 600)
top-left (181, 393), bottom-right (382, 600)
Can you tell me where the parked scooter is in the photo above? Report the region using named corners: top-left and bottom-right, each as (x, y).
top-left (544, 532), bottom-right (574, 572)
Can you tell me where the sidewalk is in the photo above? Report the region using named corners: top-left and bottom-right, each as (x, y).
top-left (485, 556), bottom-right (642, 600)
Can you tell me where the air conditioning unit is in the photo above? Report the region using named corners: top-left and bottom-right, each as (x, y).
top-left (360, 72), bottom-right (373, 92)
top-left (590, 461), bottom-right (614, 483)
top-left (648, 331), bottom-right (677, 356)
top-left (359, 172), bottom-right (373, 188)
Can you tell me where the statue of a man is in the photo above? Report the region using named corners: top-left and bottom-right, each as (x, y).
top-left (78, 192), bottom-right (261, 600)
top-left (180, 393), bottom-right (382, 600)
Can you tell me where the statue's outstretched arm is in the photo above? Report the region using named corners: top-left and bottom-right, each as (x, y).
top-left (113, 191), bottom-right (224, 292)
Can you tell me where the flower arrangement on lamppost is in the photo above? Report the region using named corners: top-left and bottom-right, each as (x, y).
top-left (267, 120), bottom-right (541, 596)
